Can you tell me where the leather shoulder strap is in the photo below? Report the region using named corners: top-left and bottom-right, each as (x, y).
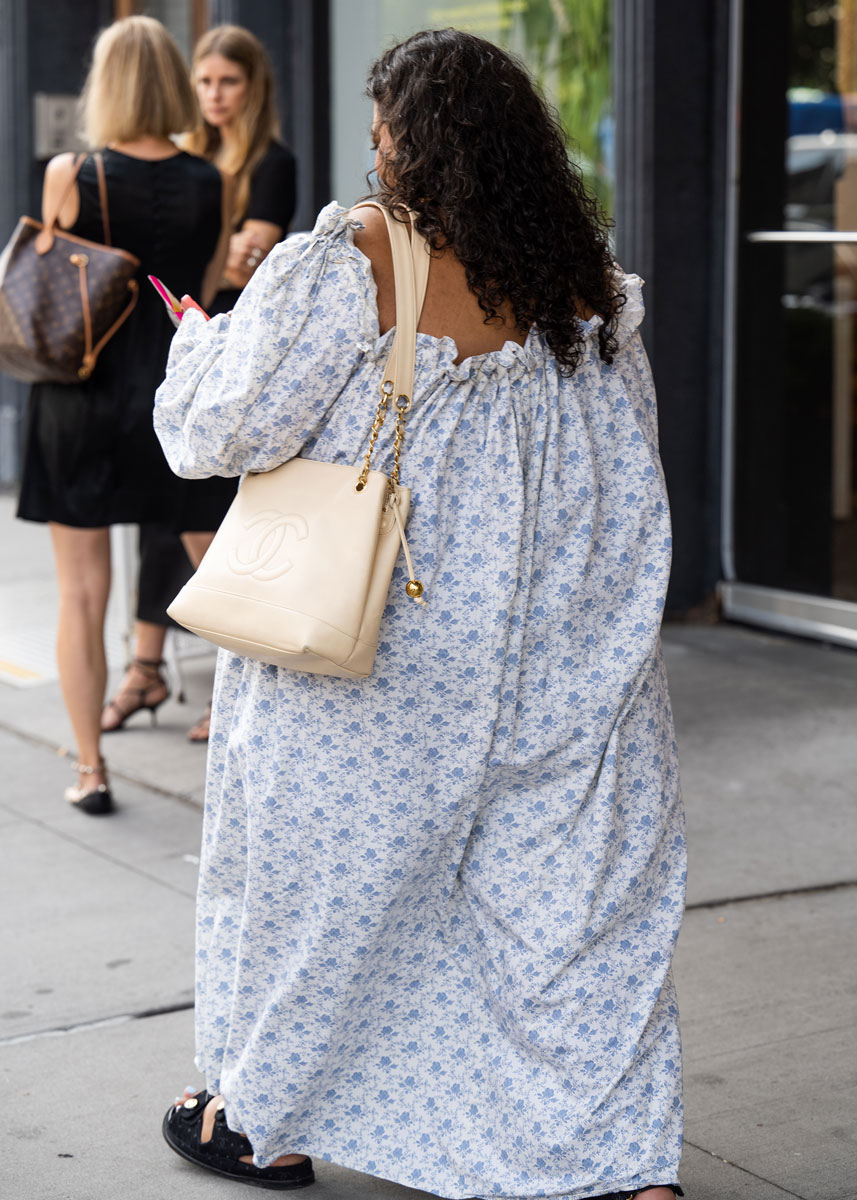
top-left (93, 152), bottom-right (111, 246)
top-left (351, 202), bottom-right (429, 406)
top-left (351, 201), bottom-right (430, 317)
top-left (407, 214), bottom-right (430, 318)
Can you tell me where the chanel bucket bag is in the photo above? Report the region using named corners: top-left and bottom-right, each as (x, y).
top-left (166, 203), bottom-right (429, 679)
top-left (0, 153), bottom-right (140, 384)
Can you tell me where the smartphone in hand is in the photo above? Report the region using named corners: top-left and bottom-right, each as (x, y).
top-left (148, 276), bottom-right (210, 327)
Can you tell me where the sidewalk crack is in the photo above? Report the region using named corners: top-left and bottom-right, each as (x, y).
top-left (0, 1000), bottom-right (194, 1047)
top-left (0, 719), bottom-right (203, 809)
top-left (684, 1140), bottom-right (809, 1198)
top-left (686, 878), bottom-right (856, 911)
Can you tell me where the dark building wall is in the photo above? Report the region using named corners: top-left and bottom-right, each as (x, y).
top-left (25, 0), bottom-right (114, 211)
top-left (614, 0), bottom-right (731, 614)
top-left (0, 0), bottom-right (112, 484)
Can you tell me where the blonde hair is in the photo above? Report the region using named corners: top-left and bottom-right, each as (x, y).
top-left (82, 16), bottom-right (196, 146)
top-left (182, 25), bottom-right (280, 226)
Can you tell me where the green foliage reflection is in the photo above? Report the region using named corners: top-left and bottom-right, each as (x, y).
top-left (517, 0), bottom-right (613, 212)
top-left (383, 0), bottom-right (614, 212)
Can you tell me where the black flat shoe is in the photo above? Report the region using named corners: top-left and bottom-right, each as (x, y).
top-left (64, 760), bottom-right (114, 816)
top-left (163, 1090), bottom-right (315, 1190)
top-left (590, 1187), bottom-right (684, 1200)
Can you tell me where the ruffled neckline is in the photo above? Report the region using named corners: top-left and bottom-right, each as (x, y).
top-left (312, 202), bottom-right (645, 378)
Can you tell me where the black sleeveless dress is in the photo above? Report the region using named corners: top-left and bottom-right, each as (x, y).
top-left (17, 149), bottom-right (222, 528)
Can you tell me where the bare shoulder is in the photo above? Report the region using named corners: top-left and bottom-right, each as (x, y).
top-left (43, 152), bottom-right (79, 191)
top-left (41, 153), bottom-right (82, 226)
top-left (350, 204), bottom-right (392, 264)
top-left (350, 204), bottom-right (395, 330)
top-left (350, 203), bottom-right (387, 237)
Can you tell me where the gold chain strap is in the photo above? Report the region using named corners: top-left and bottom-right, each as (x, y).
top-left (355, 381), bottom-right (411, 494)
top-left (350, 203), bottom-right (423, 601)
top-left (353, 378), bottom-right (424, 602)
top-left (355, 379), bottom-right (394, 492)
top-left (389, 392), bottom-right (411, 489)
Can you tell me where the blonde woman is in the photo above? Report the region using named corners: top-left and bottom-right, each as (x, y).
top-left (187, 24), bottom-right (296, 315)
top-left (104, 24), bottom-right (295, 744)
top-left (16, 15), bottom-right (231, 814)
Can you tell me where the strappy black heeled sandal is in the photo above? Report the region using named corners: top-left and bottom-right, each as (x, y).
top-left (163, 1090), bottom-right (315, 1190)
top-left (101, 657), bottom-right (170, 732)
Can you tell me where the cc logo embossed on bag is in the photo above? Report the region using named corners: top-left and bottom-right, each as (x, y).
top-left (227, 510), bottom-right (309, 581)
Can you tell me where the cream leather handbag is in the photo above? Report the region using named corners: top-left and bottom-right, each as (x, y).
top-left (167, 203), bottom-right (429, 678)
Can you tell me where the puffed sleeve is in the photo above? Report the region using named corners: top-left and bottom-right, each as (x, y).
top-left (153, 204), bottom-right (373, 479)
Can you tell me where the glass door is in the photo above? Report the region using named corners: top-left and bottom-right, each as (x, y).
top-left (723, 0), bottom-right (857, 647)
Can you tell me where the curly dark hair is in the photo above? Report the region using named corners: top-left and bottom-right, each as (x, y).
top-left (367, 28), bottom-right (624, 374)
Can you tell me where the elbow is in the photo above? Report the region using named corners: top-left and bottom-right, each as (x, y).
top-left (154, 419), bottom-right (219, 480)
top-left (163, 440), bottom-right (236, 480)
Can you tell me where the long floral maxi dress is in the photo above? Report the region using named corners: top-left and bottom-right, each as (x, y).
top-left (154, 204), bottom-right (686, 1199)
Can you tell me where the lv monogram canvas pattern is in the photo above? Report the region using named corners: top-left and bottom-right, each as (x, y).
top-left (0, 217), bottom-right (139, 384)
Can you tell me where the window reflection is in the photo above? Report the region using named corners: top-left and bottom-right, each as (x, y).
top-left (336, 0), bottom-right (613, 214)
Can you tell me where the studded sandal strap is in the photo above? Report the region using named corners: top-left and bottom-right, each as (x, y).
top-left (175, 1090), bottom-right (249, 1158)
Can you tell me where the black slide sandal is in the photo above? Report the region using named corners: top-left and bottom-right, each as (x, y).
top-left (163, 1090), bottom-right (315, 1190)
top-left (590, 1188), bottom-right (684, 1200)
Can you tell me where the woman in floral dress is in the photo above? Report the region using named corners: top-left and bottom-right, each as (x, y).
top-left (156, 28), bottom-right (686, 1200)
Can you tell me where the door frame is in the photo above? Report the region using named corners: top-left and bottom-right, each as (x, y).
top-left (719, 0), bottom-right (857, 650)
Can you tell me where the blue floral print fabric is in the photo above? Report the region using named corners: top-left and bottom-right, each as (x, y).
top-left (154, 203), bottom-right (686, 1198)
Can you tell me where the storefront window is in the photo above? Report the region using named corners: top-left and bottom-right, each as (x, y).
top-left (331, 0), bottom-right (613, 213)
top-left (114, 0), bottom-right (205, 60)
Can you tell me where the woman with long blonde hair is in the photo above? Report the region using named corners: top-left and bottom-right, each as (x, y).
top-left (103, 23), bottom-right (296, 744)
top-left (16, 15), bottom-right (231, 814)
top-left (184, 23), bottom-right (296, 306)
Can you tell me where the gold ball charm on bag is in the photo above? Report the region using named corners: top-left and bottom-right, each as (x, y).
top-left (405, 579), bottom-right (424, 599)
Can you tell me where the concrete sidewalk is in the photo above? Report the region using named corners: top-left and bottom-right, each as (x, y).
top-left (1, 494), bottom-right (855, 1200)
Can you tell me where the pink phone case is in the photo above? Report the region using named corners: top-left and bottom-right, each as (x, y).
top-left (148, 275), bottom-right (183, 328)
top-left (147, 276), bottom-right (211, 326)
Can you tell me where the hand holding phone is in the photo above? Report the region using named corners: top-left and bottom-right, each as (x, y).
top-left (180, 295), bottom-right (211, 320)
top-left (148, 276), bottom-right (210, 327)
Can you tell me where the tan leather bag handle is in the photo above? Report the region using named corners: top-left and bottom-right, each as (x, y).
top-left (351, 203), bottom-right (430, 409)
top-left (39, 152), bottom-right (112, 253)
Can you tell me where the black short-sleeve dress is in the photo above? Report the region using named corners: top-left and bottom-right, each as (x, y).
top-left (17, 149), bottom-right (222, 529)
top-left (209, 139), bottom-right (297, 318)
top-left (135, 140), bottom-right (297, 622)
top-left (168, 139), bottom-right (297, 535)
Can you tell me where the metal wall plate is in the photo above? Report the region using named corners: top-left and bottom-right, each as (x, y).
top-left (33, 93), bottom-right (86, 160)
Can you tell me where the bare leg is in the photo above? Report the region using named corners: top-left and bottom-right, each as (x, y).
top-left (181, 530), bottom-right (214, 570)
top-left (50, 523), bottom-right (111, 790)
top-left (134, 619), bottom-right (167, 662)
